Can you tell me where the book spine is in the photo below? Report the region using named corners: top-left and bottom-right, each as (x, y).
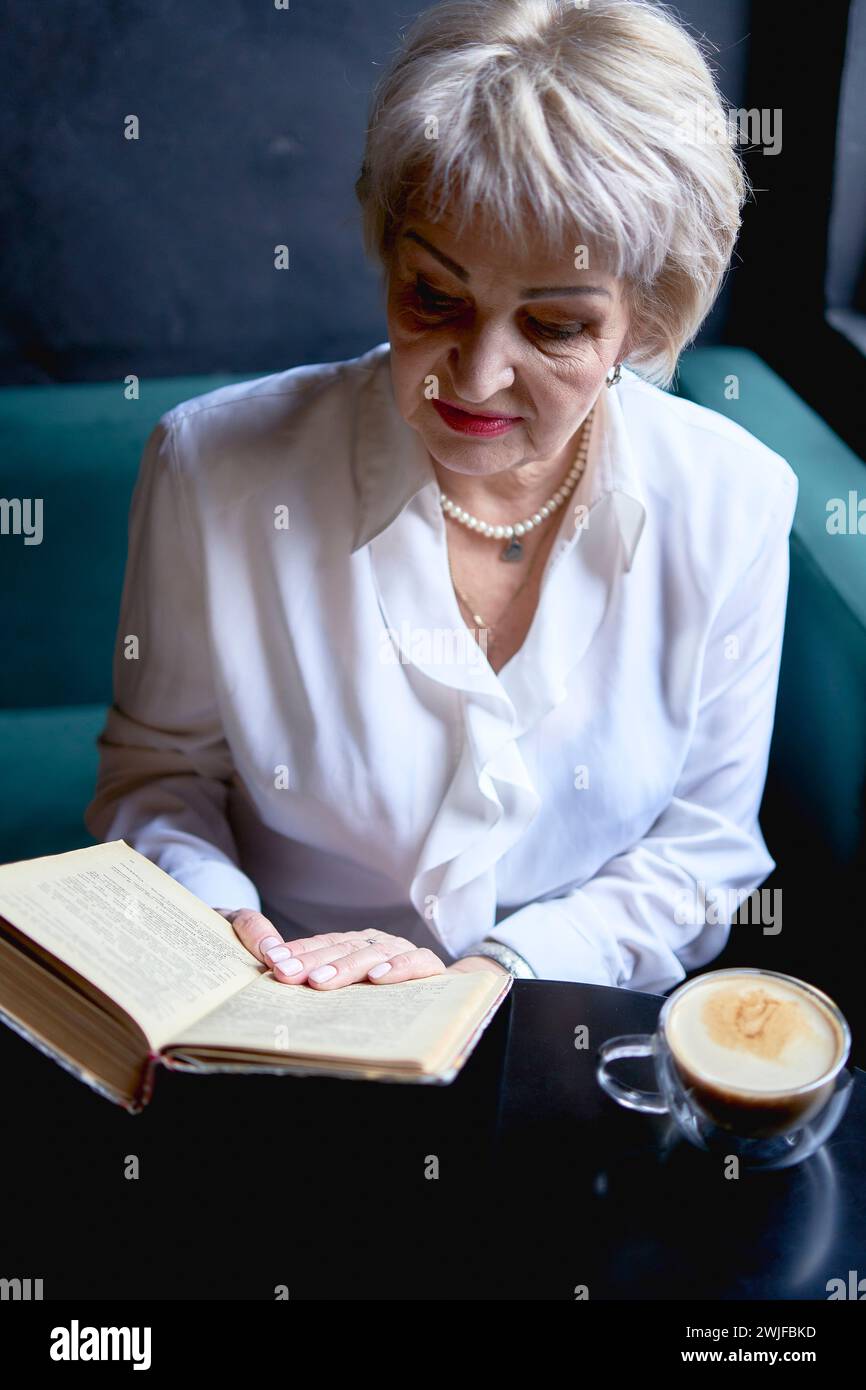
top-left (0, 1003), bottom-right (143, 1113)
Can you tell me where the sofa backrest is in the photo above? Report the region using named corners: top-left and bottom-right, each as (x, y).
top-left (0, 374), bottom-right (250, 709)
top-left (672, 348), bottom-right (866, 866)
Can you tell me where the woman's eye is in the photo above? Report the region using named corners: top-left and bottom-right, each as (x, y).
top-left (528, 318), bottom-right (584, 341)
top-left (403, 278), bottom-right (584, 341)
top-left (413, 277), bottom-right (461, 314)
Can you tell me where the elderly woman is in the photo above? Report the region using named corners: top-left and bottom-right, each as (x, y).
top-left (86, 0), bottom-right (797, 996)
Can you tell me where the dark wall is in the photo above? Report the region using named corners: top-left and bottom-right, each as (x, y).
top-left (727, 0), bottom-right (863, 457)
top-left (1, 0), bottom-right (750, 385)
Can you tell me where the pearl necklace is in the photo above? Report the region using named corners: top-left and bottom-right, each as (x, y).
top-left (439, 403), bottom-right (596, 563)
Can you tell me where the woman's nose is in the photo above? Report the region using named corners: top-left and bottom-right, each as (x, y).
top-left (447, 325), bottom-right (516, 405)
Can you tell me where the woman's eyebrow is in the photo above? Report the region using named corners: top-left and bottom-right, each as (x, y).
top-left (403, 229), bottom-right (469, 281)
top-left (401, 229), bottom-right (611, 299)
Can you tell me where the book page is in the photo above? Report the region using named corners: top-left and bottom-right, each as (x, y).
top-left (170, 968), bottom-right (498, 1071)
top-left (0, 840), bottom-right (262, 1049)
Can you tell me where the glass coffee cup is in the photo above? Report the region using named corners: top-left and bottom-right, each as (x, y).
top-left (596, 968), bottom-right (853, 1170)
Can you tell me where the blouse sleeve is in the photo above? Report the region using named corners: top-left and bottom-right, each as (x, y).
top-left (84, 415), bottom-right (262, 911)
top-left (487, 467), bottom-right (799, 992)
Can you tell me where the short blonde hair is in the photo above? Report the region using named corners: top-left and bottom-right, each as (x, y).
top-left (355, 0), bottom-right (748, 389)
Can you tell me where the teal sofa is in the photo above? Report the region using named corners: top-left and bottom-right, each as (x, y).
top-left (1, 350), bottom-right (864, 1047)
top-left (669, 353), bottom-right (866, 1058)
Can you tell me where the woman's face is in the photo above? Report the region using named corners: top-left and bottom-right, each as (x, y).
top-left (385, 205), bottom-right (632, 481)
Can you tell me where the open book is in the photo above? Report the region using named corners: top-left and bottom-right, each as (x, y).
top-left (0, 840), bottom-right (511, 1112)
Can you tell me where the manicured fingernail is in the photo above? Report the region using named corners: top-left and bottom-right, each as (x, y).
top-left (266, 946), bottom-right (292, 962)
top-left (259, 937), bottom-right (281, 954)
top-left (368, 962), bottom-right (392, 979)
top-left (275, 957), bottom-right (303, 976)
top-left (309, 965), bottom-right (337, 983)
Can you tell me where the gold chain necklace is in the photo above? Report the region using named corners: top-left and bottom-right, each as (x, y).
top-left (447, 527), bottom-right (549, 648)
top-left (444, 410), bottom-right (595, 648)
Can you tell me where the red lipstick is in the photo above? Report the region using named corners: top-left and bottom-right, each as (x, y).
top-left (432, 398), bottom-right (523, 437)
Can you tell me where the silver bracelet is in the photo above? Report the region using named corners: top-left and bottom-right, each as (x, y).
top-left (460, 938), bottom-right (537, 980)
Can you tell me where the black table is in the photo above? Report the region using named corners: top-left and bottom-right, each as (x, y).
top-left (1, 979), bottom-right (863, 1302)
top-left (492, 982), bottom-right (866, 1301)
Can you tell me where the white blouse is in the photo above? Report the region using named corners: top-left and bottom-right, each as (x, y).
top-left (85, 340), bottom-right (798, 994)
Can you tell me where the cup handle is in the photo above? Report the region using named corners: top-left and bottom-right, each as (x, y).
top-left (596, 1034), bottom-right (669, 1115)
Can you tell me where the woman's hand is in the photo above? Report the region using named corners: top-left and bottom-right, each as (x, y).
top-left (216, 909), bottom-right (450, 987)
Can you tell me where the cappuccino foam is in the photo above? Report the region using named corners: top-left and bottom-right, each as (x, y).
top-left (668, 975), bottom-right (840, 1094)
